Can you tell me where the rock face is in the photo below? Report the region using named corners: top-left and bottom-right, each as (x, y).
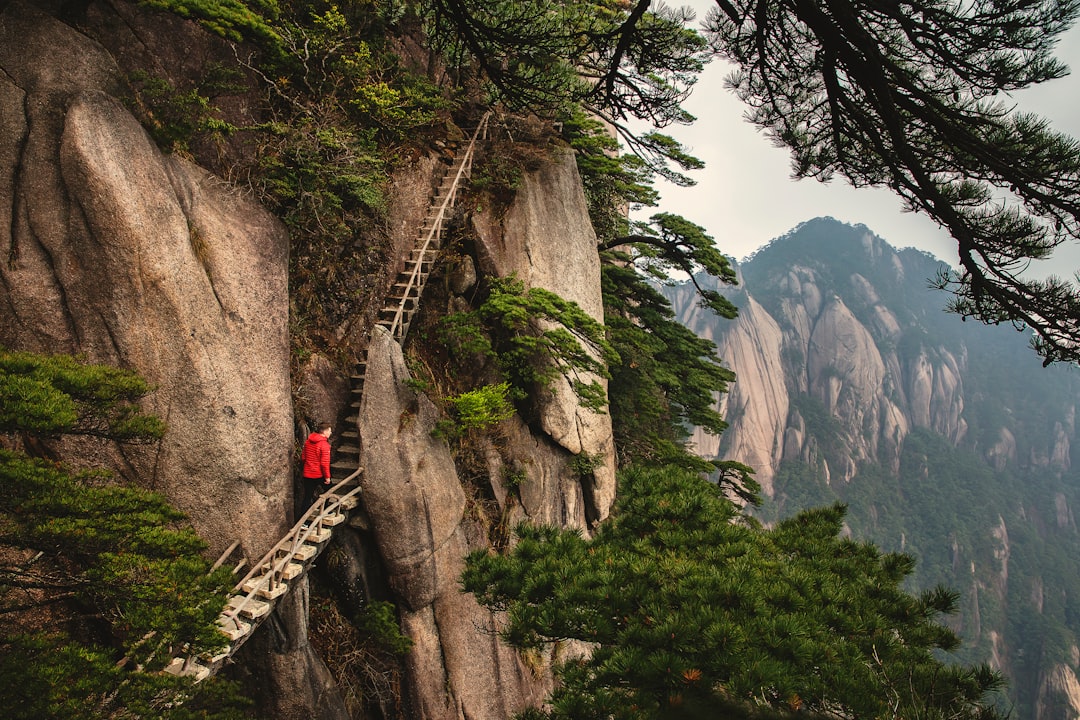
top-left (0, 3), bottom-right (346, 715)
top-left (472, 149), bottom-right (617, 525)
top-left (0, 1), bottom-right (293, 560)
top-left (668, 216), bottom-right (1080, 720)
top-left (686, 293), bottom-right (788, 496)
top-left (673, 222), bottom-right (986, 490)
top-left (358, 327), bottom-right (551, 719)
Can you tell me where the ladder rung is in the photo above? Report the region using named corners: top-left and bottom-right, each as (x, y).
top-left (241, 577), bottom-right (288, 600)
top-left (227, 596), bottom-right (271, 619)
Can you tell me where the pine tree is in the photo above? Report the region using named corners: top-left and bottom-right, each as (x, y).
top-left (0, 348), bottom-right (248, 720)
top-left (463, 464), bottom-right (1005, 720)
top-left (424, 0), bottom-right (1080, 364)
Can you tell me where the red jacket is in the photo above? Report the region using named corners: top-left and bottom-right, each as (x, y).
top-left (301, 432), bottom-right (331, 481)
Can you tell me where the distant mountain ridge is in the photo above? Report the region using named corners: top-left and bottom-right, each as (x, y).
top-left (667, 217), bottom-right (1080, 720)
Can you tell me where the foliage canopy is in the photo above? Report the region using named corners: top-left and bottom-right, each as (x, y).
top-left (464, 464), bottom-right (1005, 720)
top-left (426, 0), bottom-right (1080, 364)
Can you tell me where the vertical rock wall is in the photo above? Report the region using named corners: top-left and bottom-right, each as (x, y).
top-left (472, 149), bottom-right (617, 525)
top-left (0, 4), bottom-right (344, 717)
top-left (353, 150), bottom-right (619, 718)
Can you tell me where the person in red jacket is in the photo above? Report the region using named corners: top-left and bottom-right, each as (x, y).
top-left (300, 421), bottom-right (332, 517)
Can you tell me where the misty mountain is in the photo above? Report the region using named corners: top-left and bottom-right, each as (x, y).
top-left (667, 216), bottom-right (1080, 720)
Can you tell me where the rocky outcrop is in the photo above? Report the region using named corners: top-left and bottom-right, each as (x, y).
top-left (346, 148), bottom-right (619, 717)
top-left (673, 223), bottom-right (975, 492)
top-left (358, 326), bottom-right (550, 720)
top-left (1037, 665), bottom-right (1080, 720)
top-left (0, 0), bottom-right (292, 561)
top-left (472, 149), bottom-right (616, 525)
top-left (688, 294), bottom-right (788, 496)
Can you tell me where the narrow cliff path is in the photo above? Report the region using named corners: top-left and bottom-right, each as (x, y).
top-left (165, 113), bottom-right (491, 682)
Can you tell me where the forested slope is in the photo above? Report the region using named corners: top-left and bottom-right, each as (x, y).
top-left (668, 217), bottom-right (1080, 720)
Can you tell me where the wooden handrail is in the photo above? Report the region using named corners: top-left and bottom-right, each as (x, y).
top-left (223, 470), bottom-right (364, 625)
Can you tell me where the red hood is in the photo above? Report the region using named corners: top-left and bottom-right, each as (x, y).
top-left (306, 432), bottom-right (329, 446)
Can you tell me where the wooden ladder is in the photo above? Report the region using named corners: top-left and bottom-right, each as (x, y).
top-left (165, 472), bottom-right (363, 680)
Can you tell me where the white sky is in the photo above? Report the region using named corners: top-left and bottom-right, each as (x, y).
top-left (644, 0), bottom-right (1080, 277)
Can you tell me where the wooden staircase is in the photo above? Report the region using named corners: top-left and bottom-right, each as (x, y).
top-left (165, 475), bottom-right (363, 680)
top-left (165, 113), bottom-right (490, 681)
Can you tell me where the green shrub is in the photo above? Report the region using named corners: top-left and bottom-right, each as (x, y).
top-left (449, 382), bottom-right (515, 432)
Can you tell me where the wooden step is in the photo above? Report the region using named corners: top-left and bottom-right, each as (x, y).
top-left (226, 595), bottom-right (271, 620)
top-left (260, 560), bottom-right (305, 581)
top-left (408, 250), bottom-right (437, 262)
top-left (217, 615), bottom-right (253, 641)
top-left (337, 494), bottom-right (360, 510)
top-left (382, 297), bottom-right (417, 312)
top-left (306, 526), bottom-right (333, 543)
top-left (378, 311), bottom-right (414, 325)
top-left (319, 512), bottom-right (346, 527)
top-left (292, 543), bottom-right (319, 562)
top-left (165, 656), bottom-right (213, 681)
top-left (279, 561), bottom-right (305, 580)
top-left (241, 576), bottom-right (288, 600)
top-left (204, 648), bottom-right (231, 665)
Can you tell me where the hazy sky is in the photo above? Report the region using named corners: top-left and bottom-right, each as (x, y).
top-left (645, 0), bottom-right (1080, 277)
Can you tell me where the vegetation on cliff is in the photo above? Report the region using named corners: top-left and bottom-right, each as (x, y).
top-left (0, 349), bottom-right (245, 719)
top-left (464, 464), bottom-right (1004, 720)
